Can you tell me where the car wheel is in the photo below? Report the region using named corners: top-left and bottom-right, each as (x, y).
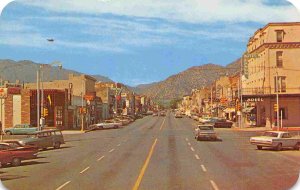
top-left (11, 158), bottom-right (21, 167)
top-left (114, 125), bottom-right (119, 129)
top-left (6, 131), bottom-right (12, 135)
top-left (276, 143), bottom-right (282, 151)
top-left (257, 145), bottom-right (262, 150)
top-left (54, 142), bottom-right (61, 149)
top-left (294, 143), bottom-right (300, 150)
top-left (99, 126), bottom-right (103, 130)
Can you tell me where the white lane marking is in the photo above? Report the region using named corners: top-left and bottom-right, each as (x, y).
top-left (201, 165), bottom-right (207, 172)
top-left (117, 143), bottom-right (121, 146)
top-left (195, 154), bottom-right (200, 160)
top-left (188, 142), bottom-right (191, 146)
top-left (97, 156), bottom-right (105, 161)
top-left (190, 147), bottom-right (195, 152)
top-left (185, 138), bottom-right (189, 142)
top-left (210, 180), bottom-right (219, 190)
top-left (80, 166), bottom-right (90, 174)
top-left (56, 181), bottom-right (71, 190)
top-left (109, 148), bottom-right (115, 153)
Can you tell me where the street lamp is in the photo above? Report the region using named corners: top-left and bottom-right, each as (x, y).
top-left (37, 61), bottom-right (62, 131)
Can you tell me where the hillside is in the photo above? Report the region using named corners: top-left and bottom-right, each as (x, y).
top-left (0, 59), bottom-right (113, 83)
top-left (136, 59), bottom-right (241, 100)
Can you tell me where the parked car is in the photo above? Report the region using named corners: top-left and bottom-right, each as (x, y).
top-left (201, 117), bottom-right (233, 128)
top-left (4, 124), bottom-right (38, 135)
top-left (153, 112), bottom-right (158, 116)
top-left (194, 125), bottom-right (218, 141)
top-left (191, 114), bottom-right (199, 121)
top-left (175, 113), bottom-right (183, 118)
top-left (0, 142), bottom-right (38, 167)
top-left (198, 116), bottom-right (211, 123)
top-left (250, 131), bottom-right (300, 151)
top-left (92, 121), bottom-right (122, 130)
top-left (18, 130), bottom-right (65, 149)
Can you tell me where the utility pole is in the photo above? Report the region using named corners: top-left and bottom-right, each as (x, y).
top-left (276, 71), bottom-right (279, 131)
top-left (81, 80), bottom-right (85, 132)
top-left (37, 69), bottom-right (40, 130)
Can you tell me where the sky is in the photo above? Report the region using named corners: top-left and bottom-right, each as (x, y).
top-left (0, 0), bottom-right (299, 86)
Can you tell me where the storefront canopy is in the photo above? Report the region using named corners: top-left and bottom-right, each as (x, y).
top-left (223, 108), bottom-right (236, 113)
top-left (242, 107), bottom-right (255, 113)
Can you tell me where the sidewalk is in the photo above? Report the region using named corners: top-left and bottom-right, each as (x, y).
top-left (232, 126), bottom-right (300, 132)
top-left (61, 130), bottom-right (87, 135)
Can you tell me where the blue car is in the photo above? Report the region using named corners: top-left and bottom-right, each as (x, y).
top-left (4, 124), bottom-right (38, 135)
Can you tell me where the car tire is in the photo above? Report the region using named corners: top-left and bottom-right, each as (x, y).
top-left (257, 145), bottom-right (262, 150)
top-left (294, 143), bottom-right (300, 150)
top-left (276, 143), bottom-right (282, 151)
top-left (6, 131), bottom-right (12, 135)
top-left (54, 142), bottom-right (61, 149)
top-left (99, 126), bottom-right (103, 130)
top-left (114, 125), bottom-right (119, 129)
top-left (11, 158), bottom-right (21, 167)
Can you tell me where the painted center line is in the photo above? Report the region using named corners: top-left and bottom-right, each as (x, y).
top-left (185, 138), bottom-right (189, 142)
top-left (190, 147), bottom-right (195, 152)
top-left (159, 118), bottom-right (166, 131)
top-left (80, 166), bottom-right (90, 174)
top-left (109, 149), bottom-right (115, 153)
top-left (210, 180), bottom-right (219, 190)
top-left (132, 138), bottom-right (158, 190)
top-left (195, 154), bottom-right (200, 160)
top-left (117, 143), bottom-right (121, 146)
top-left (56, 181), bottom-right (71, 190)
top-left (188, 142), bottom-right (191, 146)
top-left (201, 165), bottom-right (207, 172)
top-left (97, 156), bottom-right (105, 161)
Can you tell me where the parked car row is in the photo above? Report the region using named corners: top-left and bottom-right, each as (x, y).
top-left (0, 129), bottom-right (65, 167)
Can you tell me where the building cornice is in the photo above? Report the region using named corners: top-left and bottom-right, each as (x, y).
top-left (249, 42), bottom-right (300, 54)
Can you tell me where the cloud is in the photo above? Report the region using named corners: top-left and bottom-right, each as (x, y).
top-left (0, 0), bottom-right (14, 16)
top-left (20, 0), bottom-right (300, 23)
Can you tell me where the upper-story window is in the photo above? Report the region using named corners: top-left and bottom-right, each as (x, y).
top-left (275, 30), bottom-right (284, 42)
top-left (276, 51), bottom-right (283, 68)
top-left (274, 76), bottom-right (286, 92)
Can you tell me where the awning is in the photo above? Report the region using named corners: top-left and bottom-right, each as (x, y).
top-left (223, 108), bottom-right (236, 113)
top-left (242, 107), bottom-right (255, 113)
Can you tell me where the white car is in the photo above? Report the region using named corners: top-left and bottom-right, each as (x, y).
top-left (91, 121), bottom-right (122, 130)
top-left (198, 117), bottom-right (211, 123)
top-left (250, 131), bottom-right (300, 151)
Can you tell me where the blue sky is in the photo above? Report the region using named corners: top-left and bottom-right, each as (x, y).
top-left (0, 0), bottom-right (299, 86)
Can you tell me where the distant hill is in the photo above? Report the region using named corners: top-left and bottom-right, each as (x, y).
top-left (0, 59), bottom-right (113, 83)
top-left (136, 59), bottom-right (241, 100)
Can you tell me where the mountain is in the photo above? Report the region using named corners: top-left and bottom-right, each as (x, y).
top-left (0, 59), bottom-right (113, 83)
top-left (136, 59), bottom-right (241, 100)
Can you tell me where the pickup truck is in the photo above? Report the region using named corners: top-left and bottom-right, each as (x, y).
top-left (250, 131), bottom-right (300, 151)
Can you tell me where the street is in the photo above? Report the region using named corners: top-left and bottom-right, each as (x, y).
top-left (1, 112), bottom-right (300, 190)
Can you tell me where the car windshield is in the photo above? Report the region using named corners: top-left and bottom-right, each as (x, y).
top-left (263, 132), bottom-right (279, 137)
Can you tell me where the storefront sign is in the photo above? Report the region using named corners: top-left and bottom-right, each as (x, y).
top-left (0, 88), bottom-right (7, 98)
top-left (8, 87), bottom-right (21, 95)
top-left (246, 98), bottom-right (263, 102)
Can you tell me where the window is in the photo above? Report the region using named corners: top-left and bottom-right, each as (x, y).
top-left (276, 30), bottom-right (284, 42)
top-left (276, 51), bottom-right (283, 67)
top-left (274, 76), bottom-right (286, 92)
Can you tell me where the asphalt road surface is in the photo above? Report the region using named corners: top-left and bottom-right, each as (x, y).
top-left (1, 112), bottom-right (300, 190)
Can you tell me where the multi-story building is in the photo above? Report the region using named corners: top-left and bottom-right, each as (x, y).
top-left (242, 22), bottom-right (300, 127)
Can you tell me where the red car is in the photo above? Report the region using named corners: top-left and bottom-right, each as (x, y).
top-left (0, 141), bottom-right (38, 167)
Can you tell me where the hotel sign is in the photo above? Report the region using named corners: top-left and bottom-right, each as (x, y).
top-left (246, 98), bottom-right (264, 102)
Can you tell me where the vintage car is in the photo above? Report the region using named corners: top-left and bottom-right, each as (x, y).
top-left (174, 113), bottom-right (183, 118)
top-left (194, 125), bottom-right (218, 141)
top-left (153, 112), bottom-right (159, 116)
top-left (159, 111), bottom-right (166, 116)
top-left (4, 124), bottom-right (38, 135)
top-left (0, 142), bottom-right (38, 167)
top-left (198, 117), bottom-right (211, 123)
top-left (19, 130), bottom-right (65, 149)
top-left (201, 117), bottom-right (233, 128)
top-left (250, 131), bottom-right (300, 151)
top-left (92, 121), bottom-right (122, 130)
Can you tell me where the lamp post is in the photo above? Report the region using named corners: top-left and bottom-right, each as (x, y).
top-left (37, 61), bottom-right (62, 131)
